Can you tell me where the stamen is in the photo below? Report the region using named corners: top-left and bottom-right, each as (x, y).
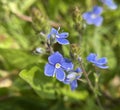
top-left (55, 63), bottom-right (61, 69)
top-left (91, 14), bottom-right (97, 19)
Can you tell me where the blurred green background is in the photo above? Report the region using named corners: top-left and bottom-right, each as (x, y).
top-left (0, 0), bottom-right (120, 110)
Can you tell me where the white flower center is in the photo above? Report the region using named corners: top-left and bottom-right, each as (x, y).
top-left (56, 35), bottom-right (60, 38)
top-left (67, 72), bottom-right (76, 78)
top-left (51, 34), bottom-right (56, 39)
top-left (55, 63), bottom-right (61, 69)
top-left (91, 14), bottom-right (97, 19)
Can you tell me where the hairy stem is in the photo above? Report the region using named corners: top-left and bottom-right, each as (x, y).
top-left (78, 59), bottom-right (104, 110)
top-left (46, 40), bottom-right (54, 54)
top-left (79, 60), bottom-right (94, 91)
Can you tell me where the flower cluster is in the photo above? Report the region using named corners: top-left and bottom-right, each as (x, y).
top-left (44, 52), bottom-right (73, 81)
top-left (82, 0), bottom-right (117, 26)
top-left (44, 27), bottom-right (109, 91)
top-left (44, 51), bottom-right (82, 91)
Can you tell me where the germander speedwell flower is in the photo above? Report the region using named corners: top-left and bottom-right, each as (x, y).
top-left (44, 52), bottom-right (73, 81)
top-left (101, 0), bottom-right (117, 10)
top-left (87, 53), bottom-right (108, 69)
top-left (47, 27), bottom-right (69, 45)
top-left (63, 68), bottom-right (82, 90)
top-left (82, 6), bottom-right (103, 26)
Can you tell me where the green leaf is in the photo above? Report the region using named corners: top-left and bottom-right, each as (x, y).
top-left (0, 48), bottom-right (44, 70)
top-left (19, 66), bottom-right (56, 99)
top-left (60, 89), bottom-right (88, 100)
top-left (19, 65), bottom-right (88, 100)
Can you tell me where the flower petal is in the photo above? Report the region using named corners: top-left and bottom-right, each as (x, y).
top-left (75, 68), bottom-right (82, 79)
top-left (70, 80), bottom-right (78, 91)
top-left (82, 12), bottom-right (91, 20)
top-left (101, 0), bottom-right (117, 10)
top-left (47, 34), bottom-right (51, 39)
top-left (75, 68), bottom-right (82, 73)
top-left (57, 38), bottom-right (69, 45)
top-left (95, 64), bottom-right (109, 69)
top-left (67, 72), bottom-right (76, 79)
top-left (97, 57), bottom-right (108, 65)
top-left (61, 58), bottom-right (73, 70)
top-left (93, 6), bottom-right (103, 15)
top-left (57, 32), bottom-right (69, 38)
top-left (87, 53), bottom-right (97, 63)
top-left (50, 28), bottom-right (58, 34)
top-left (83, 12), bottom-right (95, 24)
top-left (47, 28), bottom-right (58, 39)
top-left (93, 16), bottom-right (103, 26)
top-left (56, 68), bottom-right (65, 81)
top-left (63, 78), bottom-right (71, 84)
top-left (48, 52), bottom-right (63, 65)
top-left (44, 63), bottom-right (55, 76)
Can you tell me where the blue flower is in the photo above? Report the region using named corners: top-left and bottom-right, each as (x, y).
top-left (47, 27), bottom-right (69, 45)
top-left (82, 6), bottom-right (103, 26)
top-left (63, 68), bottom-right (82, 90)
top-left (87, 53), bottom-right (109, 69)
top-left (44, 52), bottom-right (73, 81)
top-left (101, 0), bottom-right (117, 10)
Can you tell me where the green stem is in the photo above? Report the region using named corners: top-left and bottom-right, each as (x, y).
top-left (79, 60), bottom-right (94, 91)
top-left (46, 40), bottom-right (54, 54)
top-left (78, 59), bottom-right (104, 110)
